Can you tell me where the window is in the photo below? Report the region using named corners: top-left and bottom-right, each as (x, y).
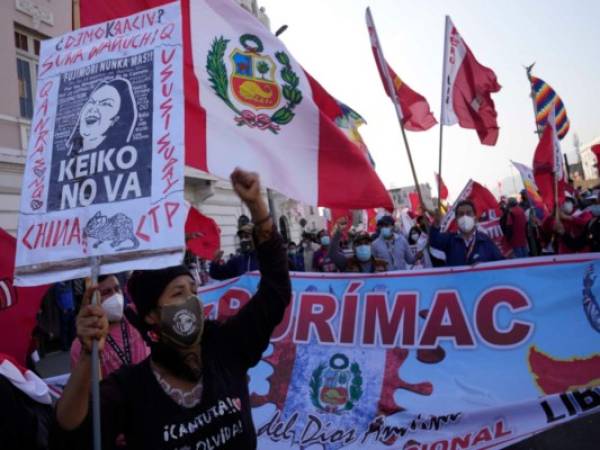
top-left (15, 27), bottom-right (43, 119)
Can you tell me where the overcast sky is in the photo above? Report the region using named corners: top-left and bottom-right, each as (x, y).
top-left (259, 0), bottom-right (600, 199)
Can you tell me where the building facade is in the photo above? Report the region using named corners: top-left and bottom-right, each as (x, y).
top-left (0, 0), bottom-right (323, 257)
top-left (579, 136), bottom-right (600, 182)
top-left (0, 0), bottom-right (72, 237)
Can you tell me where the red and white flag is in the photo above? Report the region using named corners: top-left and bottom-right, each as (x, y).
top-left (81, 0), bottom-right (393, 211)
top-left (0, 354), bottom-right (51, 404)
top-left (441, 16), bottom-right (501, 145)
top-left (366, 8), bottom-right (437, 131)
top-left (0, 229), bottom-right (49, 365)
top-left (441, 179), bottom-right (501, 231)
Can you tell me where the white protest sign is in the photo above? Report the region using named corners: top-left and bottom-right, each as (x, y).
top-left (15, 2), bottom-right (185, 286)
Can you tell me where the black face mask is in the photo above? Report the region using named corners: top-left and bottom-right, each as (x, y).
top-left (150, 296), bottom-right (205, 382)
top-left (240, 239), bottom-right (253, 253)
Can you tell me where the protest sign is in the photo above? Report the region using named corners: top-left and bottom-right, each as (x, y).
top-left (198, 255), bottom-right (600, 450)
top-left (15, 2), bottom-right (185, 286)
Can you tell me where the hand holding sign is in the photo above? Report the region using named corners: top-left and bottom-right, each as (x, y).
top-left (76, 285), bottom-right (109, 354)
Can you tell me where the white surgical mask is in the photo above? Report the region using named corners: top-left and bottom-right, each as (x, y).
top-left (457, 216), bottom-right (476, 234)
top-left (102, 292), bottom-right (124, 322)
top-left (410, 232), bottom-right (420, 242)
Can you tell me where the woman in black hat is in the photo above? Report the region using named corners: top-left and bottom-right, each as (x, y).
top-left (53, 169), bottom-right (291, 450)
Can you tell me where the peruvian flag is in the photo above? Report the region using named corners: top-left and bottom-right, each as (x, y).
top-left (366, 8), bottom-right (437, 131)
top-left (435, 172), bottom-right (449, 200)
top-left (441, 16), bottom-right (501, 145)
top-left (81, 0), bottom-right (393, 210)
top-left (533, 110), bottom-right (569, 213)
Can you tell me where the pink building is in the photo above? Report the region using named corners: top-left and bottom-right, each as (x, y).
top-left (0, 0), bottom-right (71, 235)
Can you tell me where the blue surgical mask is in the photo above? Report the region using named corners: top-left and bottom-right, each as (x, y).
top-left (589, 205), bottom-right (600, 217)
top-left (320, 236), bottom-right (331, 246)
top-left (355, 245), bottom-right (372, 262)
top-left (381, 227), bottom-right (393, 238)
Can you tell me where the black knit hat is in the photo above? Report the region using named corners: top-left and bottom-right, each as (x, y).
top-left (127, 265), bottom-right (193, 319)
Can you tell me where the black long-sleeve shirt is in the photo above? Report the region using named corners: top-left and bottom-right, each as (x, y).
top-left (51, 229), bottom-right (291, 450)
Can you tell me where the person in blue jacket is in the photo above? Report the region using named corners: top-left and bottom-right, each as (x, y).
top-left (209, 223), bottom-right (259, 280)
top-left (429, 200), bottom-right (504, 266)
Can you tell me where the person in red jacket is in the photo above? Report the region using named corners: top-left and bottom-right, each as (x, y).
top-left (503, 198), bottom-right (529, 257)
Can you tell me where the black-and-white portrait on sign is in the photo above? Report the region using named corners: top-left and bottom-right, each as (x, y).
top-left (66, 78), bottom-right (138, 155)
top-left (48, 51), bottom-right (154, 212)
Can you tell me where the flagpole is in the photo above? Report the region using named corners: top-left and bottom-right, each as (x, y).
top-left (525, 63), bottom-right (542, 139)
top-left (437, 16), bottom-right (451, 213)
top-left (73, 4), bottom-right (101, 448)
top-left (526, 64), bottom-right (561, 221)
top-left (89, 256), bottom-right (102, 450)
top-left (366, 8), bottom-right (425, 210)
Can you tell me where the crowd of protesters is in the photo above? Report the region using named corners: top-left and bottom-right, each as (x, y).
top-left (207, 186), bottom-right (600, 279)
top-left (5, 180), bottom-right (600, 449)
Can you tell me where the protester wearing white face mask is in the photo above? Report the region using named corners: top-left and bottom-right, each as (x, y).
top-left (407, 226), bottom-right (433, 269)
top-left (371, 215), bottom-right (416, 270)
top-left (328, 217), bottom-right (388, 273)
top-left (429, 200), bottom-right (504, 267)
top-left (70, 274), bottom-right (149, 378)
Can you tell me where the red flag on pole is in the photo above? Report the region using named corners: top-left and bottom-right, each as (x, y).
top-left (533, 113), bottom-right (569, 213)
top-left (441, 180), bottom-right (501, 231)
top-left (441, 16), bottom-right (501, 145)
top-left (408, 191), bottom-right (422, 214)
top-left (0, 229), bottom-right (49, 365)
top-left (366, 9), bottom-right (437, 132)
top-left (435, 172), bottom-right (449, 200)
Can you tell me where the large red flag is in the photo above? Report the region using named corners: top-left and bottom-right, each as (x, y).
top-left (366, 8), bottom-right (437, 132)
top-left (0, 229), bottom-right (49, 365)
top-left (441, 16), bottom-right (501, 145)
top-left (81, 0), bottom-right (393, 211)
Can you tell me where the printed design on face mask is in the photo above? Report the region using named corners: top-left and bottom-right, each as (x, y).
top-left (207, 34), bottom-right (303, 134)
top-left (172, 308), bottom-right (199, 337)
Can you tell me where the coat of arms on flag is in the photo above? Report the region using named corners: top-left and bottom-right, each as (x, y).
top-left (207, 34), bottom-right (302, 134)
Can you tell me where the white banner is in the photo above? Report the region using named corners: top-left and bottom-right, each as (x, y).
top-left (15, 2), bottom-right (185, 286)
